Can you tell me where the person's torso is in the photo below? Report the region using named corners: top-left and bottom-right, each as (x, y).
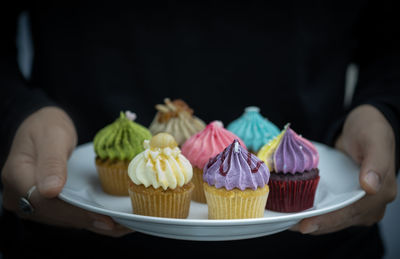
top-left (28, 1), bottom-right (363, 144)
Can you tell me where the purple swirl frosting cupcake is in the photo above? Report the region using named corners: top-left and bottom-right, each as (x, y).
top-left (203, 139), bottom-right (270, 191)
top-left (257, 124), bottom-right (320, 212)
top-left (273, 126), bottom-right (319, 174)
top-left (203, 139), bottom-right (270, 219)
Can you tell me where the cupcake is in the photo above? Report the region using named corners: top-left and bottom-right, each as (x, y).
top-left (203, 139), bottom-right (270, 219)
top-left (127, 133), bottom-right (194, 218)
top-left (227, 106), bottom-right (280, 154)
top-left (181, 121), bottom-right (245, 203)
top-left (149, 98), bottom-right (206, 146)
top-left (257, 124), bottom-right (320, 212)
top-left (93, 111), bottom-right (152, 196)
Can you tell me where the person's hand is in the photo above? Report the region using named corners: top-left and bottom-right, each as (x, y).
top-left (292, 104), bottom-right (397, 234)
top-left (1, 106), bottom-right (132, 237)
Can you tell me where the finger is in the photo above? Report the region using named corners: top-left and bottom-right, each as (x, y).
top-left (26, 190), bottom-right (134, 237)
top-left (292, 195), bottom-right (387, 235)
top-left (1, 154), bottom-right (35, 199)
top-left (88, 220), bottom-right (134, 237)
top-left (34, 125), bottom-right (75, 198)
top-left (3, 157), bottom-right (133, 238)
top-left (292, 207), bottom-right (351, 235)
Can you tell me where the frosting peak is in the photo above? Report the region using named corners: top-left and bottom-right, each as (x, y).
top-left (227, 106), bottom-right (279, 152)
top-left (181, 121), bottom-right (246, 169)
top-left (245, 106), bottom-right (260, 113)
top-left (149, 132), bottom-right (178, 149)
top-left (257, 125), bottom-right (319, 174)
top-left (203, 140), bottom-right (270, 190)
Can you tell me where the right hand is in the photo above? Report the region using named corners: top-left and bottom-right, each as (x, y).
top-left (1, 106), bottom-right (132, 237)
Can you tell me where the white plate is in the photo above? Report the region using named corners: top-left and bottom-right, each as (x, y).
top-left (59, 142), bottom-right (365, 241)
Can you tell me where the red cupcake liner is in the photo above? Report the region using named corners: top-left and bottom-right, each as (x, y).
top-left (266, 176), bottom-right (320, 213)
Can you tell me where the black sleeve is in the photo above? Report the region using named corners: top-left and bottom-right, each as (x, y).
top-left (352, 0), bottom-right (400, 171)
top-left (0, 4), bottom-right (55, 168)
top-left (324, 1), bottom-right (400, 172)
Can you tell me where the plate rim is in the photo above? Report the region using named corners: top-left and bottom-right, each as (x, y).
top-left (59, 141), bottom-right (366, 227)
top-left (59, 190), bottom-right (365, 226)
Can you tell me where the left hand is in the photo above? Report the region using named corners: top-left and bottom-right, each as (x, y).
top-left (291, 104), bottom-right (397, 235)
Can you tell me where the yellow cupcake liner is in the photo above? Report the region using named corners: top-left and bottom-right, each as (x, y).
top-left (95, 158), bottom-right (130, 196)
top-left (191, 167), bottom-right (207, 203)
top-left (128, 181), bottom-right (194, 218)
top-left (203, 183), bottom-right (269, 219)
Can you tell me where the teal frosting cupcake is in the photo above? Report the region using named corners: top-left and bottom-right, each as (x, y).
top-left (227, 106), bottom-right (279, 153)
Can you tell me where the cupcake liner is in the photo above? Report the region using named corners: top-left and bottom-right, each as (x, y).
top-left (95, 158), bottom-right (130, 196)
top-left (266, 175), bottom-right (320, 213)
top-left (191, 167), bottom-right (207, 203)
top-left (203, 183), bottom-right (269, 219)
top-left (128, 181), bottom-right (194, 218)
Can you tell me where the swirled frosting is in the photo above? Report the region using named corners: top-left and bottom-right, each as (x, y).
top-left (257, 125), bottom-right (319, 174)
top-left (93, 112), bottom-right (152, 160)
top-left (149, 98), bottom-right (206, 146)
top-left (128, 133), bottom-right (193, 190)
top-left (203, 140), bottom-right (269, 190)
top-left (227, 106), bottom-right (280, 152)
top-left (181, 121), bottom-right (246, 169)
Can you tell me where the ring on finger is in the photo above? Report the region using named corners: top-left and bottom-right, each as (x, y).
top-left (18, 185), bottom-right (37, 215)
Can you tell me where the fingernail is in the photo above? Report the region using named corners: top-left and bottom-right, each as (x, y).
top-left (302, 224), bottom-right (319, 234)
top-left (93, 220), bottom-right (113, 231)
top-left (40, 175), bottom-right (63, 192)
top-left (365, 171), bottom-right (381, 192)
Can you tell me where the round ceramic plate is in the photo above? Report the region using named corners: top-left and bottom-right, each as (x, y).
top-left (59, 142), bottom-right (365, 241)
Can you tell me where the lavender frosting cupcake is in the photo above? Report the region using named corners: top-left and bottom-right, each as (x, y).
top-left (203, 139), bottom-right (270, 219)
top-left (257, 124), bottom-right (320, 212)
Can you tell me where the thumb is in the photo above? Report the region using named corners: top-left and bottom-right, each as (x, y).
top-left (335, 105), bottom-right (395, 195)
top-left (35, 146), bottom-right (68, 198)
top-left (32, 108), bottom-right (77, 198)
top-left (359, 139), bottom-right (392, 195)
top-left (359, 152), bottom-right (382, 195)
top-left (335, 134), bottom-right (382, 194)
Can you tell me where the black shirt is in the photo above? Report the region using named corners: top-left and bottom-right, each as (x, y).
top-left (1, 1), bottom-right (399, 258)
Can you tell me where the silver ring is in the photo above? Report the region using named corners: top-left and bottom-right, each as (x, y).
top-left (18, 185), bottom-right (37, 214)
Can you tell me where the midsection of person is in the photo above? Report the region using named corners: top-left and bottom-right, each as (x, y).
top-left (29, 2), bottom-right (356, 144)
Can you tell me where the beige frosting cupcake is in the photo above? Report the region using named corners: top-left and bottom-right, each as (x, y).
top-left (149, 98), bottom-right (206, 146)
top-left (127, 133), bottom-right (194, 218)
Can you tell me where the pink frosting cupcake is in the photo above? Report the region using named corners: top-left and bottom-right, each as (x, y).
top-left (181, 121), bottom-right (245, 203)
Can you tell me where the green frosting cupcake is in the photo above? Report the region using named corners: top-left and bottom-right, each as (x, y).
top-left (93, 111), bottom-right (152, 160)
